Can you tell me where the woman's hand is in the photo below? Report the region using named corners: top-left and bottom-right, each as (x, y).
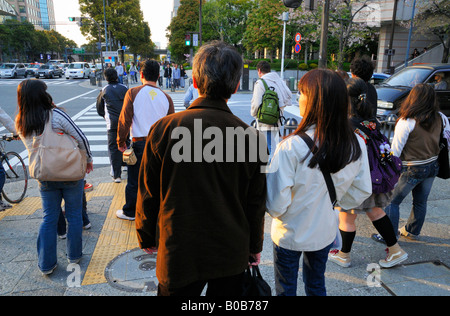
top-left (86, 162), bottom-right (94, 174)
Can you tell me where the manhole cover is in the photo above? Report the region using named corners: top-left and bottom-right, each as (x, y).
top-left (105, 248), bottom-right (158, 293)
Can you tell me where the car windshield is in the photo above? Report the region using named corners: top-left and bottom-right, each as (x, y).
top-left (31, 64), bottom-right (40, 68)
top-left (383, 68), bottom-right (432, 88)
top-left (1, 64), bottom-right (15, 69)
top-left (40, 65), bottom-right (50, 70)
top-left (69, 64), bottom-right (83, 69)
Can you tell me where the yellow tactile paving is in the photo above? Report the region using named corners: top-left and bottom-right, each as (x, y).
top-left (82, 181), bottom-right (140, 286)
top-left (0, 197), bottom-right (42, 220)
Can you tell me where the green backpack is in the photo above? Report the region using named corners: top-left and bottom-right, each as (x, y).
top-left (257, 79), bottom-right (280, 125)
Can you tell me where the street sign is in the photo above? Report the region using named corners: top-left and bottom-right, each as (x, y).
top-left (73, 48), bottom-right (85, 54)
top-left (102, 51), bottom-right (119, 58)
top-left (295, 33), bottom-right (302, 43)
top-left (295, 43), bottom-right (302, 54)
top-left (193, 33), bottom-right (199, 47)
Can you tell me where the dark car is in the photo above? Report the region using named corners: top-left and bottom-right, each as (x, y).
top-left (36, 65), bottom-right (64, 79)
top-left (376, 64), bottom-right (450, 119)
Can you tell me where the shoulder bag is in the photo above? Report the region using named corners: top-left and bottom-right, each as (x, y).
top-left (299, 133), bottom-right (342, 250)
top-left (28, 110), bottom-right (87, 182)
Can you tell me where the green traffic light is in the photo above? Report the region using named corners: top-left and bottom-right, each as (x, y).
top-left (186, 41), bottom-right (191, 46)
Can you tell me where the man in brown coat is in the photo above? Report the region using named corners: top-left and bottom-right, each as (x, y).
top-left (136, 41), bottom-right (267, 296)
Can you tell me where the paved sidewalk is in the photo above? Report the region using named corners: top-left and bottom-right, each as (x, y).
top-left (0, 164), bottom-right (448, 296)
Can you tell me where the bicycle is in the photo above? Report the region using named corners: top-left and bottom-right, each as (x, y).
top-left (0, 134), bottom-right (28, 204)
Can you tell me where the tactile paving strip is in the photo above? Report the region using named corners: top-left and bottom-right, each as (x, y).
top-left (82, 181), bottom-right (140, 286)
top-left (0, 197), bottom-right (42, 220)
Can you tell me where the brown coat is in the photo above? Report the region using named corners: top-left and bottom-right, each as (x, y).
top-left (136, 97), bottom-right (267, 289)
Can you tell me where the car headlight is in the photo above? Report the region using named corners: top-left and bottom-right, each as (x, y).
top-left (377, 100), bottom-right (394, 109)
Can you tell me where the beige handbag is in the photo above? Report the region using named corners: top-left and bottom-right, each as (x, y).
top-left (123, 147), bottom-right (137, 165)
top-left (28, 110), bottom-right (87, 182)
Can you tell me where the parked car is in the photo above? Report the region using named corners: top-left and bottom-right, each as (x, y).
top-left (376, 64), bottom-right (450, 119)
top-left (65, 62), bottom-right (91, 79)
top-left (35, 64), bottom-right (64, 79)
top-left (370, 73), bottom-right (390, 85)
top-left (0, 63), bottom-right (27, 79)
top-left (26, 63), bottom-right (43, 77)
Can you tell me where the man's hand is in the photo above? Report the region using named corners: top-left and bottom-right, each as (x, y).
top-left (249, 253), bottom-right (261, 266)
top-left (118, 144), bottom-right (127, 153)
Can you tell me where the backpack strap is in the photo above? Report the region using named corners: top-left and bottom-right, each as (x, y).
top-left (260, 78), bottom-right (270, 91)
top-left (299, 133), bottom-right (337, 208)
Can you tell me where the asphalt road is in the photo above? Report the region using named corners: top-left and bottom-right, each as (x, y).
top-left (0, 77), bottom-right (301, 168)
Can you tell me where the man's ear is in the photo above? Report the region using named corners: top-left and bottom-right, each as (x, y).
top-left (233, 82), bottom-right (240, 94)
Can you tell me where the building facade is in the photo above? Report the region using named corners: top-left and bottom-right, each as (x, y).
top-left (6, 0), bottom-right (55, 31)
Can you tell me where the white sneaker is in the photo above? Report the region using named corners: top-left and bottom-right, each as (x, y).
top-left (58, 234), bottom-right (67, 239)
top-left (113, 178), bottom-right (121, 183)
top-left (116, 209), bottom-right (135, 221)
top-left (83, 223), bottom-right (92, 230)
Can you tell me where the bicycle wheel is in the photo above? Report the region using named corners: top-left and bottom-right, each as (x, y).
top-left (2, 152), bottom-right (28, 204)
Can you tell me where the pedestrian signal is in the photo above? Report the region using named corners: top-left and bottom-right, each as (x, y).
top-left (185, 34), bottom-right (191, 46)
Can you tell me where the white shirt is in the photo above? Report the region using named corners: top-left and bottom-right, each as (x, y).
top-left (266, 128), bottom-right (371, 251)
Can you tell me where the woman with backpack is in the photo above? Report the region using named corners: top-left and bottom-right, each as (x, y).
top-left (328, 78), bottom-right (408, 269)
top-left (377, 84), bottom-right (442, 241)
top-left (266, 69), bottom-right (371, 296)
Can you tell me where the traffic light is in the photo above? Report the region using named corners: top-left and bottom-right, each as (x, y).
top-left (283, 0), bottom-right (303, 8)
top-left (69, 17), bottom-right (76, 22)
top-left (185, 34), bottom-right (191, 46)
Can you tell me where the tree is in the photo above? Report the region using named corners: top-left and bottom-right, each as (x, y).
top-left (202, 0), bottom-right (253, 51)
top-left (79, 0), bottom-right (154, 58)
top-left (413, 0), bottom-right (450, 63)
top-left (166, 0), bottom-right (201, 63)
top-left (243, 0), bottom-right (284, 61)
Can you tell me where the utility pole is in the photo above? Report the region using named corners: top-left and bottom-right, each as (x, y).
top-left (281, 12), bottom-right (289, 80)
top-left (199, 0), bottom-right (203, 47)
top-left (318, 0), bottom-right (330, 69)
top-left (387, 0), bottom-right (399, 74)
top-left (103, 0), bottom-right (108, 52)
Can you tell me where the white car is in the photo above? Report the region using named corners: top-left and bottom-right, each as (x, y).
top-left (0, 63), bottom-right (26, 79)
top-left (65, 62), bottom-right (91, 79)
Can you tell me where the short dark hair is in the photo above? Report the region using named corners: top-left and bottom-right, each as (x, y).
top-left (350, 56), bottom-right (374, 82)
top-left (257, 61), bottom-right (271, 74)
top-left (193, 41), bottom-right (243, 100)
top-left (104, 67), bottom-right (118, 83)
top-left (140, 59), bottom-right (160, 82)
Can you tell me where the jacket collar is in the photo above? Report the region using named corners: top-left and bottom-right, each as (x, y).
top-left (188, 97), bottom-right (233, 114)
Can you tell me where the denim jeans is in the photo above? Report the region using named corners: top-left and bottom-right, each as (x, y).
top-left (38, 179), bottom-right (84, 272)
top-left (0, 161), bottom-right (5, 201)
top-left (122, 140), bottom-right (146, 217)
top-left (273, 242), bottom-right (333, 296)
top-left (108, 129), bottom-right (129, 179)
top-left (57, 191), bottom-right (89, 236)
top-left (384, 160), bottom-right (439, 237)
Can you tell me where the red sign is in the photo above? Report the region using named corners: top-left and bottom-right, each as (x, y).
top-left (295, 33), bottom-right (302, 43)
top-left (295, 43), bottom-right (302, 54)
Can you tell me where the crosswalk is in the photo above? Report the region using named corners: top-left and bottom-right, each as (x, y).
top-left (79, 94), bottom-right (187, 167)
top-left (0, 78), bottom-right (86, 86)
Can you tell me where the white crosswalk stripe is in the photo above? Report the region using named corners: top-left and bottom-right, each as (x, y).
top-left (0, 78), bottom-right (85, 86)
top-left (78, 94), bottom-right (186, 167)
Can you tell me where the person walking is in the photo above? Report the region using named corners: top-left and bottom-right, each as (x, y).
top-left (172, 64), bottom-right (181, 90)
top-left (266, 69), bottom-right (371, 296)
top-left (16, 79), bottom-right (93, 275)
top-left (328, 78), bottom-right (408, 269)
top-left (96, 68), bottom-right (129, 183)
top-left (116, 59), bottom-right (174, 221)
top-left (377, 84), bottom-right (442, 241)
top-left (251, 61), bottom-right (292, 158)
top-left (350, 56), bottom-right (377, 118)
top-left (0, 106), bottom-right (19, 211)
top-left (129, 62), bottom-right (138, 84)
top-left (135, 41), bottom-right (267, 296)
top-left (180, 65), bottom-right (186, 89)
top-left (116, 62), bottom-right (124, 84)
top-left (164, 62), bottom-right (172, 89)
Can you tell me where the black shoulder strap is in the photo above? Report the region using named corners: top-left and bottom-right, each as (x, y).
top-left (299, 133), bottom-right (337, 208)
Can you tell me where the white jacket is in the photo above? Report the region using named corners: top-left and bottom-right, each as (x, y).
top-left (266, 128), bottom-right (372, 252)
top-left (251, 72), bottom-right (292, 130)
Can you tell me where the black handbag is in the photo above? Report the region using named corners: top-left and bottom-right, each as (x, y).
top-left (242, 265), bottom-right (272, 296)
top-left (437, 123), bottom-right (450, 179)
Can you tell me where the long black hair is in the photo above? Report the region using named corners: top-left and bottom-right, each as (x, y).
top-left (16, 79), bottom-right (54, 137)
top-left (294, 69), bottom-right (362, 173)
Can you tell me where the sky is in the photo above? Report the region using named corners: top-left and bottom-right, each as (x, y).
top-left (53, 0), bottom-right (173, 48)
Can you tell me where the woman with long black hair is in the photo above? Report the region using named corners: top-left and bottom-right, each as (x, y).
top-left (266, 69), bottom-right (372, 296)
top-left (16, 79), bottom-right (93, 275)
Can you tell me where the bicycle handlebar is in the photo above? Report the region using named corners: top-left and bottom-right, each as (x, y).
top-left (1, 134), bottom-right (18, 141)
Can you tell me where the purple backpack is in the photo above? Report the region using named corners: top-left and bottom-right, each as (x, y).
top-left (356, 122), bottom-right (402, 194)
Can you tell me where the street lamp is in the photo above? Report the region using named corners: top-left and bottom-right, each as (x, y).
top-left (283, 0), bottom-right (303, 8)
top-left (281, 12), bottom-right (289, 80)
